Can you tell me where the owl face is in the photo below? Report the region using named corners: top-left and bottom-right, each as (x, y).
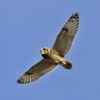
top-left (40, 47), bottom-right (50, 59)
top-left (40, 47), bottom-right (50, 55)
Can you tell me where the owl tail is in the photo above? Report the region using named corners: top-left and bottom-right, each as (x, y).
top-left (60, 60), bottom-right (72, 70)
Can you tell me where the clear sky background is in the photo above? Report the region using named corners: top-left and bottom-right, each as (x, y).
top-left (0, 0), bottom-right (100, 100)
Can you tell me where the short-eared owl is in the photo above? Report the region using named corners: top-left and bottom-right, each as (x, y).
top-left (17, 13), bottom-right (79, 84)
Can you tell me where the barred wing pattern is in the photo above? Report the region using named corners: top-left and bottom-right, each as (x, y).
top-left (53, 13), bottom-right (79, 57)
top-left (17, 59), bottom-right (57, 84)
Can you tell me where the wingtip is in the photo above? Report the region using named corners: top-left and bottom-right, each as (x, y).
top-left (72, 12), bottom-right (79, 15)
top-left (72, 12), bottom-right (79, 17)
top-left (75, 12), bottom-right (79, 15)
top-left (17, 78), bottom-right (28, 84)
top-left (70, 12), bottom-right (79, 21)
top-left (17, 78), bottom-right (24, 84)
top-left (75, 12), bottom-right (79, 17)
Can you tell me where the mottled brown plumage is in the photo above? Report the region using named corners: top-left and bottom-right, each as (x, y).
top-left (17, 13), bottom-right (79, 84)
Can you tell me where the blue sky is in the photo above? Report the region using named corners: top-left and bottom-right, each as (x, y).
top-left (0, 0), bottom-right (100, 100)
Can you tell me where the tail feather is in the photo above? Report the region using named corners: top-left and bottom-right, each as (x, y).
top-left (60, 60), bottom-right (72, 70)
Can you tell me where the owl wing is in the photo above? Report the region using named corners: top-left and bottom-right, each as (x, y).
top-left (17, 59), bottom-right (57, 84)
top-left (52, 13), bottom-right (79, 57)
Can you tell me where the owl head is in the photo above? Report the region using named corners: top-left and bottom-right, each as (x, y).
top-left (40, 47), bottom-right (50, 55)
top-left (40, 47), bottom-right (51, 59)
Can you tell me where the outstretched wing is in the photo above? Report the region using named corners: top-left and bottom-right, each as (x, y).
top-left (53, 13), bottom-right (79, 57)
top-left (17, 59), bottom-right (57, 84)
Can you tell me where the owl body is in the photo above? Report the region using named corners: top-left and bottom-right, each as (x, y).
top-left (40, 47), bottom-right (60, 63)
top-left (40, 47), bottom-right (72, 69)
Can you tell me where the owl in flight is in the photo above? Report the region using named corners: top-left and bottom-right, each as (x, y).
top-left (17, 13), bottom-right (79, 84)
